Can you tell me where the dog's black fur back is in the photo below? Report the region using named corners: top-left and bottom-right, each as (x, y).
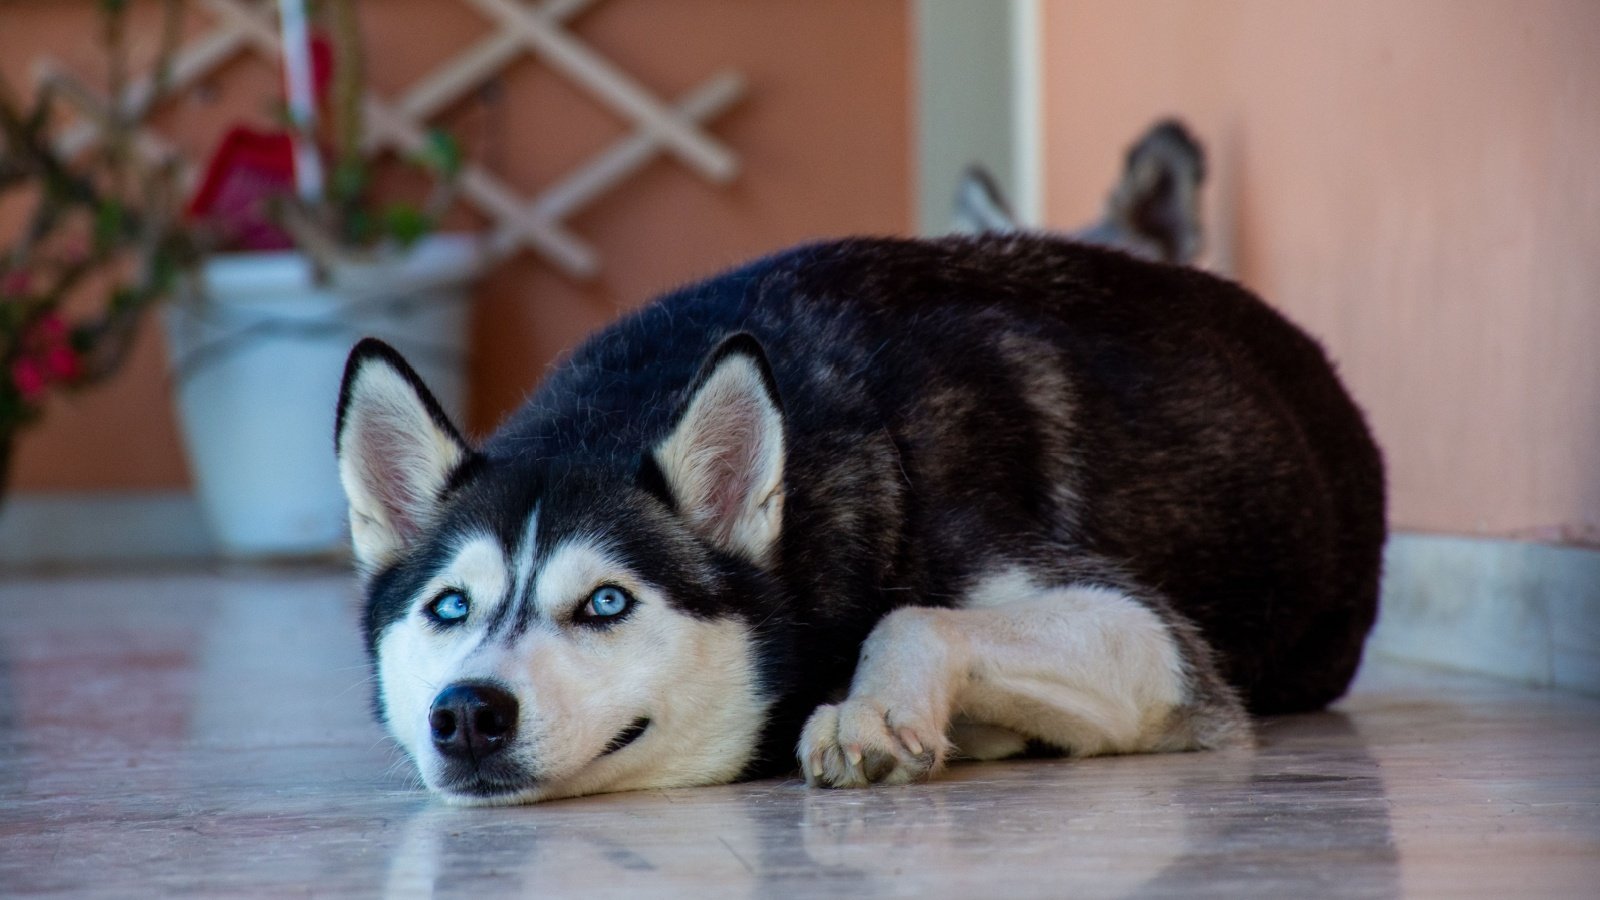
top-left (462, 234), bottom-right (1384, 773)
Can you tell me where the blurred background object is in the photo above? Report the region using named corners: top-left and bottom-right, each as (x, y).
top-left (0, 0), bottom-right (201, 505)
top-left (1, 0), bottom-right (904, 555)
top-left (164, 0), bottom-right (487, 558)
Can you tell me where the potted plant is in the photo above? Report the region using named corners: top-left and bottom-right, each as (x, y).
top-left (0, 1), bottom-right (200, 509)
top-left (171, 0), bottom-right (483, 558)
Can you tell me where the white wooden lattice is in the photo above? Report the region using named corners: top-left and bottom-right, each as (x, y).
top-left (33, 0), bottom-right (746, 278)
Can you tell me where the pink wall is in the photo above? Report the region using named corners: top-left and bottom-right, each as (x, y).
top-left (4, 0), bottom-right (911, 490)
top-left (1041, 0), bottom-right (1600, 545)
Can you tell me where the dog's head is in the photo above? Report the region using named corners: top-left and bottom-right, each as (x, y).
top-left (335, 336), bottom-right (783, 804)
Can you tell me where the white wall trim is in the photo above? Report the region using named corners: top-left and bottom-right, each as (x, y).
top-left (914, 0), bottom-right (1037, 234)
top-left (1009, 0), bottom-right (1044, 227)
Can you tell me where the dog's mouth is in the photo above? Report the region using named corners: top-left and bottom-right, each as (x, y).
top-left (429, 717), bottom-right (651, 803)
top-left (601, 717), bottom-right (651, 756)
top-left (436, 768), bottom-right (535, 803)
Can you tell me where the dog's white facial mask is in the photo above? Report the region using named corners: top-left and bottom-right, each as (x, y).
top-left (373, 529), bottom-right (766, 804)
top-left (336, 340), bottom-right (781, 804)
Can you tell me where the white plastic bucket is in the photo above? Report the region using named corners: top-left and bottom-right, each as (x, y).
top-left (165, 234), bottom-right (480, 559)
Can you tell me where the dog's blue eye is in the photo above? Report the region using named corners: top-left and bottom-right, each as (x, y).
top-left (587, 585), bottom-right (632, 619)
top-left (427, 590), bottom-right (470, 624)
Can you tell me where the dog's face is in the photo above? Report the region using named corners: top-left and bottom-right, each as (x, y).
top-left (335, 337), bottom-right (784, 804)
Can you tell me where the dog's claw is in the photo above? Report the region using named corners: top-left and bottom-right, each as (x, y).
top-left (797, 699), bottom-right (946, 788)
top-left (899, 728), bottom-right (924, 756)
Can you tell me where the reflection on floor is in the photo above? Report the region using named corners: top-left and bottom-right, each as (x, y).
top-left (0, 568), bottom-right (1596, 898)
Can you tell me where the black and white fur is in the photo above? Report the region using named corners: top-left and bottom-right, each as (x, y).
top-left (337, 233), bottom-right (1385, 805)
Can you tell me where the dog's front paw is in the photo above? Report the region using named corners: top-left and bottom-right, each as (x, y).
top-left (798, 698), bottom-right (949, 788)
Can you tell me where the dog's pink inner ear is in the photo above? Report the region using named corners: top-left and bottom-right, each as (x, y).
top-left (337, 358), bottom-right (466, 572)
top-left (655, 350), bottom-right (785, 564)
top-left (350, 413), bottom-right (441, 538)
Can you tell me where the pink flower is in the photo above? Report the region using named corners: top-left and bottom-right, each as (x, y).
top-left (43, 344), bottom-right (80, 381)
top-left (32, 313), bottom-right (69, 345)
top-left (8, 315), bottom-right (81, 401)
top-left (11, 357), bottom-right (47, 403)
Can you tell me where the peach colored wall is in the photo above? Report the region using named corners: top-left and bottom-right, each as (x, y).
top-left (1041, 0), bottom-right (1600, 545)
top-left (4, 0), bottom-right (911, 490)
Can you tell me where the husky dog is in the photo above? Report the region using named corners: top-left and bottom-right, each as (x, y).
top-left (337, 233), bottom-right (1384, 805)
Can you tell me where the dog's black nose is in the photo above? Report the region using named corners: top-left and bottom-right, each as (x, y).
top-left (429, 682), bottom-right (518, 761)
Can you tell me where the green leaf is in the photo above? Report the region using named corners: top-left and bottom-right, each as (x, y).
top-left (69, 322), bottom-right (96, 354)
top-left (413, 129), bottom-right (463, 179)
top-left (381, 203), bottom-right (430, 248)
top-left (108, 286), bottom-right (138, 313)
top-left (0, 383), bottom-right (29, 427)
top-left (93, 201), bottom-right (126, 252)
top-left (330, 160), bottom-right (369, 207)
top-left (149, 252), bottom-right (179, 294)
top-left (343, 207), bottom-right (374, 246)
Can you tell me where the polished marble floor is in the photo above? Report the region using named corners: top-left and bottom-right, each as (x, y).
top-left (0, 568), bottom-right (1596, 898)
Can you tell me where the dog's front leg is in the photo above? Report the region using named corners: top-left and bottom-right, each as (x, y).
top-left (799, 605), bottom-right (961, 787)
top-left (798, 581), bottom-right (1247, 788)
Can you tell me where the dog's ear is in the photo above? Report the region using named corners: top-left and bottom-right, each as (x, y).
top-left (335, 339), bottom-right (470, 574)
top-left (1109, 119), bottom-right (1205, 264)
top-left (653, 333), bottom-right (785, 565)
top-left (952, 165), bottom-right (1019, 235)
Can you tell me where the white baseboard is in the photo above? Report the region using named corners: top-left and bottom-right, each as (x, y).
top-left (0, 491), bottom-right (214, 568)
top-left (1372, 532), bottom-right (1600, 696)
